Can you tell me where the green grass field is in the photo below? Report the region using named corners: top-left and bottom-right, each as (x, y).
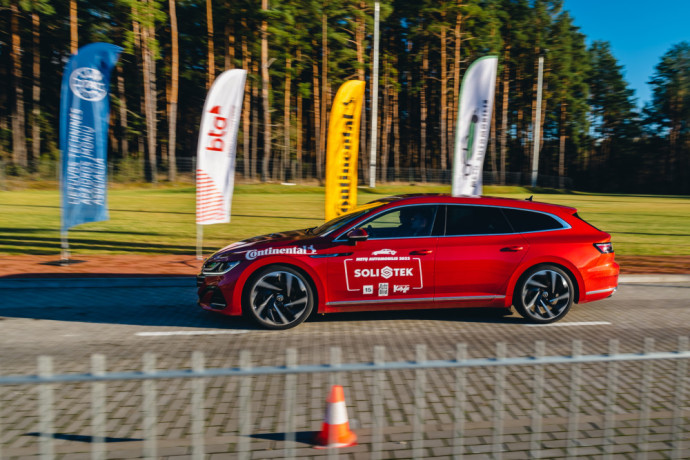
top-left (1, 183), bottom-right (688, 257)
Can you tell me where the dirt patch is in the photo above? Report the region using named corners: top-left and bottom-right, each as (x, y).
top-left (0, 254), bottom-right (688, 278)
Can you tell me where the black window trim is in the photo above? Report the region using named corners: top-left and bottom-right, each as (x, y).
top-left (333, 202), bottom-right (571, 241)
top-left (333, 203), bottom-right (442, 242)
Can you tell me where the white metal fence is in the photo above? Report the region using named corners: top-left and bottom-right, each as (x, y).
top-left (1, 338), bottom-right (688, 459)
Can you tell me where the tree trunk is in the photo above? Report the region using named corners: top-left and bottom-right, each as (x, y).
top-left (260, 0), bottom-right (270, 181)
top-left (392, 55), bottom-right (400, 180)
top-left (380, 58), bottom-right (391, 183)
top-left (139, 1), bottom-right (157, 183)
top-left (224, 11), bottom-right (234, 70)
top-left (10, 1), bottom-right (27, 168)
top-left (241, 16), bottom-right (251, 178)
top-left (500, 49), bottom-right (510, 185)
top-left (283, 56), bottom-right (292, 182)
top-left (559, 97), bottom-right (567, 189)
top-left (168, 0), bottom-right (179, 181)
top-left (117, 67), bottom-right (128, 158)
top-left (440, 21), bottom-right (448, 172)
top-left (31, 11), bottom-right (41, 165)
top-left (206, 0), bottom-right (215, 88)
top-left (420, 42), bottom-right (429, 182)
top-left (356, 2), bottom-right (368, 184)
top-left (318, 12), bottom-right (328, 184)
top-left (70, 0), bottom-right (77, 53)
top-left (312, 38), bottom-right (321, 182)
top-left (296, 48), bottom-right (303, 182)
top-left (251, 59), bottom-right (259, 180)
top-left (451, 3), bottom-right (463, 168)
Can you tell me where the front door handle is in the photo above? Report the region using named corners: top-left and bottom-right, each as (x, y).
top-left (500, 246), bottom-right (524, 252)
top-left (410, 249), bottom-right (433, 255)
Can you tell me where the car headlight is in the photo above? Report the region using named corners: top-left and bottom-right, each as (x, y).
top-left (201, 260), bottom-right (240, 275)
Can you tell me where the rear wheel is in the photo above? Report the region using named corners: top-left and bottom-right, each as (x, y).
top-left (244, 265), bottom-right (314, 330)
top-left (514, 265), bottom-right (573, 324)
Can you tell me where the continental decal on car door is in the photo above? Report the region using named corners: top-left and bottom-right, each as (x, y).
top-left (343, 251), bottom-right (424, 293)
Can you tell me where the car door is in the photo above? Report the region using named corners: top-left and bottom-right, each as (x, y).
top-left (325, 204), bottom-right (440, 309)
top-left (434, 205), bottom-right (528, 304)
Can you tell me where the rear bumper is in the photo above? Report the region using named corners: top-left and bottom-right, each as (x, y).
top-left (580, 258), bottom-right (619, 303)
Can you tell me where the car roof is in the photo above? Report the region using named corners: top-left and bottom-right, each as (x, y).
top-left (367, 194), bottom-right (577, 216)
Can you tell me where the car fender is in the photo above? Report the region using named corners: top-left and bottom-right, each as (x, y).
top-left (503, 256), bottom-right (585, 307)
top-left (229, 256), bottom-right (327, 315)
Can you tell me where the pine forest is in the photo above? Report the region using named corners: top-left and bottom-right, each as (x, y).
top-left (1, 0), bottom-right (689, 194)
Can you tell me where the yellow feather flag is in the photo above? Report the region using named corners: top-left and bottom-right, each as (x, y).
top-left (325, 80), bottom-right (366, 221)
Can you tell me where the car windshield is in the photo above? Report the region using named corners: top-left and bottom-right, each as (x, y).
top-left (310, 202), bottom-right (386, 236)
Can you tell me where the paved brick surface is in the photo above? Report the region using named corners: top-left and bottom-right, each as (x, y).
top-left (0, 280), bottom-right (689, 458)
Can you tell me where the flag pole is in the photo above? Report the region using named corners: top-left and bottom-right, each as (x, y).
top-left (196, 224), bottom-right (203, 260)
top-left (60, 230), bottom-right (70, 262)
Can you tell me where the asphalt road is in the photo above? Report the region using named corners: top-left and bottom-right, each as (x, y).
top-left (0, 279), bottom-right (688, 458)
top-left (0, 279), bottom-right (689, 373)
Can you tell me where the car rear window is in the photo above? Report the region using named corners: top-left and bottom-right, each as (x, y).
top-left (445, 205), bottom-right (512, 236)
top-left (501, 208), bottom-right (566, 233)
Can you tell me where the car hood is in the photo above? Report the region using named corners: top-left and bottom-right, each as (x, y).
top-left (212, 228), bottom-right (319, 259)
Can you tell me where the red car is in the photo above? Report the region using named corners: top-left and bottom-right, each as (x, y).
top-left (197, 195), bottom-right (619, 329)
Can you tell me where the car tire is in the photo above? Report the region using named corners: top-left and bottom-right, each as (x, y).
top-left (513, 264), bottom-right (574, 324)
top-left (243, 265), bottom-right (314, 330)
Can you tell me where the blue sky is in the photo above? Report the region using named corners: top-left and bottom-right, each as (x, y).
top-left (563, 0), bottom-right (689, 109)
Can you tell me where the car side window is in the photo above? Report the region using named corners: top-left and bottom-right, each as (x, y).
top-left (445, 205), bottom-right (512, 236)
top-left (360, 205), bottom-right (438, 239)
top-left (502, 208), bottom-right (565, 232)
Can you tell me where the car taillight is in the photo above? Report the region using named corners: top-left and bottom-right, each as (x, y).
top-left (594, 242), bottom-right (614, 254)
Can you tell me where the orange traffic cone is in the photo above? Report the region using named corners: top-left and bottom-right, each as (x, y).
top-left (314, 385), bottom-right (357, 449)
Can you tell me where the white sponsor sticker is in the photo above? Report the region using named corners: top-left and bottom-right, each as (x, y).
top-left (363, 285), bottom-right (373, 294)
top-left (372, 249), bottom-right (397, 256)
top-left (246, 245), bottom-right (316, 260)
top-left (378, 283), bottom-right (389, 296)
top-left (393, 285), bottom-right (410, 294)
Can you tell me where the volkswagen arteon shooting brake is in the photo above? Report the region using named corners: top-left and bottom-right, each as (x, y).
top-left (197, 195), bottom-right (619, 329)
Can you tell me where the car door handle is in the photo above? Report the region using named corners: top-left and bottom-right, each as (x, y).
top-left (500, 246), bottom-right (524, 252)
top-left (410, 249), bottom-right (433, 255)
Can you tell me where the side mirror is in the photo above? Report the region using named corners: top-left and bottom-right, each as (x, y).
top-left (346, 228), bottom-right (369, 244)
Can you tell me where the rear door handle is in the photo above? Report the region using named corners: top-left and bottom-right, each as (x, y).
top-left (410, 249), bottom-right (433, 255)
top-left (500, 246), bottom-right (524, 252)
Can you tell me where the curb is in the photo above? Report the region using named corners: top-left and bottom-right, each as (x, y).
top-left (618, 274), bottom-right (690, 284)
top-left (0, 275), bottom-right (688, 289)
top-left (0, 277), bottom-right (196, 289)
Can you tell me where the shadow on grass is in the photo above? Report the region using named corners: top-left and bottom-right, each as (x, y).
top-left (0, 232), bottom-right (198, 254)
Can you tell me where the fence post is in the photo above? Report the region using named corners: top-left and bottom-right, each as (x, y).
top-left (238, 350), bottom-right (252, 460)
top-left (637, 338), bottom-right (655, 460)
top-left (191, 351), bottom-right (205, 460)
top-left (566, 340), bottom-right (583, 459)
top-left (371, 346), bottom-right (385, 460)
top-left (91, 354), bottom-right (106, 460)
top-left (142, 353), bottom-right (158, 459)
top-left (492, 342), bottom-right (506, 459)
top-left (413, 344), bottom-right (427, 459)
top-left (672, 336), bottom-right (688, 459)
top-left (284, 348), bottom-right (297, 460)
top-left (530, 341), bottom-right (546, 458)
top-left (453, 343), bottom-right (467, 458)
top-left (38, 356), bottom-right (55, 460)
top-left (604, 339), bottom-right (619, 460)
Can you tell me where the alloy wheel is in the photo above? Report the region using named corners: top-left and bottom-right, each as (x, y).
top-left (519, 268), bottom-right (572, 322)
top-left (248, 269), bottom-right (312, 329)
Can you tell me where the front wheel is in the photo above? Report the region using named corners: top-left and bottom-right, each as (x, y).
top-left (244, 265), bottom-right (314, 330)
top-left (514, 265), bottom-right (573, 324)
